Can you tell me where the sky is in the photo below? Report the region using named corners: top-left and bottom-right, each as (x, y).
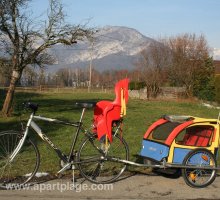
top-left (30, 0), bottom-right (220, 49)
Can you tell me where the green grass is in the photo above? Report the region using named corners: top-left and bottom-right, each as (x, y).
top-left (0, 90), bottom-right (220, 175)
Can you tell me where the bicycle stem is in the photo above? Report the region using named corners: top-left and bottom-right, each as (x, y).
top-left (9, 113), bottom-right (34, 162)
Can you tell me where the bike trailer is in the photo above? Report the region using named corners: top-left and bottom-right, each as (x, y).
top-left (140, 115), bottom-right (220, 164)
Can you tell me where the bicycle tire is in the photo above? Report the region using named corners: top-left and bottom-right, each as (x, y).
top-left (0, 131), bottom-right (40, 189)
top-left (77, 134), bottom-right (129, 184)
top-left (181, 148), bottom-right (217, 188)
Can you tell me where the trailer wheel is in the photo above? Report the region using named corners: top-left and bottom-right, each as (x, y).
top-left (182, 148), bottom-right (217, 188)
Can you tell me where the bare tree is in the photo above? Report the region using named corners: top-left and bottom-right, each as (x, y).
top-left (21, 66), bottom-right (38, 86)
top-left (0, 58), bottom-right (11, 86)
top-left (166, 33), bottom-right (210, 97)
top-left (0, 0), bottom-right (94, 116)
top-left (56, 68), bottom-right (72, 87)
top-left (37, 68), bottom-right (46, 86)
top-left (136, 41), bottom-right (171, 98)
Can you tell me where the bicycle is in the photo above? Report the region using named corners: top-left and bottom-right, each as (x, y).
top-left (0, 101), bottom-right (129, 189)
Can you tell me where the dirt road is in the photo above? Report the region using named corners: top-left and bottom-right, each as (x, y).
top-left (0, 173), bottom-right (220, 200)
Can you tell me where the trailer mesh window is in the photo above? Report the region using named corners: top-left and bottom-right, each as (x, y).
top-left (150, 121), bottom-right (180, 141)
top-left (176, 125), bottom-right (214, 147)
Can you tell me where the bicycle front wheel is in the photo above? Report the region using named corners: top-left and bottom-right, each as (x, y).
top-left (77, 134), bottom-right (129, 184)
top-left (182, 148), bottom-right (217, 188)
top-left (0, 131), bottom-right (40, 189)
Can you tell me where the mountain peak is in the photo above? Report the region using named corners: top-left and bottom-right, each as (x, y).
top-left (48, 26), bottom-right (158, 72)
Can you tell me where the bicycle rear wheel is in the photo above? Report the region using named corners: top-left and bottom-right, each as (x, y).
top-left (0, 131), bottom-right (40, 189)
top-left (181, 148), bottom-right (217, 188)
top-left (77, 134), bottom-right (129, 184)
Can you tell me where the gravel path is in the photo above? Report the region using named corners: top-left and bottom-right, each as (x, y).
top-left (0, 173), bottom-right (220, 200)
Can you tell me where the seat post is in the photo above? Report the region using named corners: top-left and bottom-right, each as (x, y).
top-left (79, 108), bottom-right (86, 123)
top-left (68, 107), bottom-right (86, 163)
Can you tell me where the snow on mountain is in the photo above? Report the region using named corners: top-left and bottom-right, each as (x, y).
top-left (47, 26), bottom-right (157, 72)
top-left (94, 26), bottom-right (153, 57)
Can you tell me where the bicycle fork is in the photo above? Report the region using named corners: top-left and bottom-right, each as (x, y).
top-left (9, 113), bottom-right (34, 162)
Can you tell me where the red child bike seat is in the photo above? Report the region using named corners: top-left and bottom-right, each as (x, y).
top-left (93, 79), bottom-right (129, 142)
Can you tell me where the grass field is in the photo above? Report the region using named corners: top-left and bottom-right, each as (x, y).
top-left (0, 89), bottom-right (220, 176)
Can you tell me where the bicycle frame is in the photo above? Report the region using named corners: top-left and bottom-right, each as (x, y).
top-left (9, 108), bottom-right (87, 166)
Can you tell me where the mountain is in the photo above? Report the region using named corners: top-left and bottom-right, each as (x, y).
top-left (47, 26), bottom-right (158, 72)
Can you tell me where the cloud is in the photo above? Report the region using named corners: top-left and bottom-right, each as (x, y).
top-left (212, 48), bottom-right (220, 60)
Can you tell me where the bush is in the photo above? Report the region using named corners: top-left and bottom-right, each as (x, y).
top-left (193, 79), bottom-right (215, 101)
top-left (193, 58), bottom-right (215, 101)
top-left (215, 75), bottom-right (220, 104)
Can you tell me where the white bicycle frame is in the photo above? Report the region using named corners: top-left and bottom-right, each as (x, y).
top-left (9, 113), bottom-right (34, 162)
top-left (9, 108), bottom-right (86, 163)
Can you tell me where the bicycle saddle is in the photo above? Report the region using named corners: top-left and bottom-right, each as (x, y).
top-left (23, 102), bottom-right (38, 113)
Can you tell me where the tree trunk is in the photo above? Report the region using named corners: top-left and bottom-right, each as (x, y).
top-left (185, 85), bottom-right (193, 98)
top-left (1, 70), bottom-right (20, 116)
